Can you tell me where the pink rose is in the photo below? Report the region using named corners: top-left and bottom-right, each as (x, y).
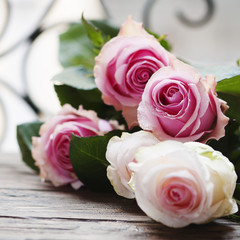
top-left (129, 141), bottom-right (237, 228)
top-left (138, 60), bottom-right (229, 143)
top-left (106, 131), bottom-right (159, 199)
top-left (32, 104), bottom-right (118, 188)
top-left (94, 16), bottom-right (175, 128)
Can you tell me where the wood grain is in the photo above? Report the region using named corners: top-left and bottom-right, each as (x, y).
top-left (0, 153), bottom-right (240, 239)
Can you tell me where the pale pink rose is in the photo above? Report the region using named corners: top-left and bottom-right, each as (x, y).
top-left (138, 60), bottom-right (229, 143)
top-left (32, 104), bottom-right (118, 188)
top-left (129, 141), bottom-right (237, 228)
top-left (94, 16), bottom-right (175, 128)
top-left (106, 131), bottom-right (159, 198)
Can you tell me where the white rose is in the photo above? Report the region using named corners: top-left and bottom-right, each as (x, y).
top-left (106, 131), bottom-right (159, 198)
top-left (129, 140), bottom-right (238, 228)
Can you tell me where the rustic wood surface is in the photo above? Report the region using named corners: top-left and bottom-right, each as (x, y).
top-left (0, 153), bottom-right (240, 240)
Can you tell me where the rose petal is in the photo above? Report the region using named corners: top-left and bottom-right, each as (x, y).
top-left (106, 131), bottom-right (159, 199)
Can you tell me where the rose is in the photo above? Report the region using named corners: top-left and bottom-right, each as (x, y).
top-left (94, 16), bottom-right (175, 128)
top-left (32, 104), bottom-right (120, 188)
top-left (106, 131), bottom-right (159, 198)
top-left (129, 141), bottom-right (238, 228)
top-left (138, 60), bottom-right (229, 142)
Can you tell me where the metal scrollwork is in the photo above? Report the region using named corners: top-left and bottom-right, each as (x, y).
top-left (177, 0), bottom-right (215, 27)
top-left (0, 0), bottom-right (217, 150)
top-left (0, 0), bottom-right (10, 40)
top-left (142, 0), bottom-right (215, 28)
top-left (0, 0), bottom-right (56, 57)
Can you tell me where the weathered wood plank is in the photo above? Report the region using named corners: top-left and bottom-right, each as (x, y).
top-left (0, 153), bottom-right (240, 239)
top-left (0, 187), bottom-right (150, 222)
top-left (0, 216), bottom-right (240, 240)
top-left (0, 217), bottom-right (239, 240)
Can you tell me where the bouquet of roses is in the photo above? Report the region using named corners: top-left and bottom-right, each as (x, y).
top-left (17, 16), bottom-right (240, 228)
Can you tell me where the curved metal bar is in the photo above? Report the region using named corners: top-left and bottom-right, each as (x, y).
top-left (0, 76), bottom-right (39, 116)
top-left (177, 0), bottom-right (215, 27)
top-left (0, 0), bottom-right (11, 40)
top-left (21, 22), bottom-right (72, 115)
top-left (0, 78), bottom-right (28, 147)
top-left (99, 0), bottom-right (111, 19)
top-left (142, 0), bottom-right (156, 29)
top-left (0, 0), bottom-right (57, 57)
top-left (0, 95), bottom-right (7, 147)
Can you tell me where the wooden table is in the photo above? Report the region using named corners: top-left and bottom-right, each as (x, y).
top-left (1, 153), bottom-right (240, 240)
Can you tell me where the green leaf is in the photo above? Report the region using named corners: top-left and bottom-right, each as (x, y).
top-left (59, 20), bottom-right (119, 69)
top-left (52, 66), bottom-right (96, 90)
top-left (17, 122), bottom-right (42, 172)
top-left (54, 84), bottom-right (101, 108)
top-left (194, 64), bottom-right (240, 122)
top-left (59, 23), bottom-right (96, 69)
top-left (58, 19), bottom-right (172, 70)
top-left (82, 15), bottom-right (104, 48)
top-left (69, 130), bottom-right (123, 191)
top-left (234, 183), bottom-right (240, 201)
top-left (53, 66), bottom-right (117, 119)
top-left (53, 66), bottom-right (126, 123)
top-left (230, 146), bottom-right (240, 175)
top-left (54, 84), bottom-right (124, 122)
top-left (90, 20), bottom-right (119, 38)
top-left (216, 74), bottom-right (240, 93)
top-left (55, 84), bottom-right (102, 115)
top-left (216, 75), bottom-right (240, 122)
top-left (218, 92), bottom-right (240, 122)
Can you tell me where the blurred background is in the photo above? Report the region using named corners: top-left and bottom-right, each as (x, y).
top-left (0, 0), bottom-right (240, 153)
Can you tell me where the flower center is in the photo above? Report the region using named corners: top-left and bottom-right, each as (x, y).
top-left (152, 80), bottom-right (189, 117)
top-left (160, 86), bottom-right (182, 105)
top-left (169, 188), bottom-right (181, 201)
top-left (157, 176), bottom-right (200, 214)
